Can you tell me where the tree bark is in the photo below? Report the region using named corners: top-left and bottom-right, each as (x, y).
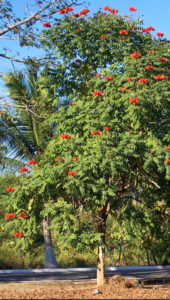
top-left (117, 236), bottom-right (123, 266)
top-left (97, 245), bottom-right (105, 286)
top-left (97, 206), bottom-right (108, 286)
top-left (151, 250), bottom-right (158, 266)
top-left (105, 242), bottom-right (114, 267)
top-left (146, 249), bottom-right (150, 266)
top-left (42, 215), bottom-right (58, 268)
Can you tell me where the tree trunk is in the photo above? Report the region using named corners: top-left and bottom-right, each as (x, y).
top-left (105, 242), bottom-right (114, 267)
top-left (151, 250), bottom-right (158, 266)
top-left (42, 215), bottom-right (58, 268)
top-left (97, 245), bottom-right (105, 286)
top-left (146, 249), bottom-right (150, 266)
top-left (97, 206), bottom-right (109, 286)
top-left (117, 236), bottom-right (123, 266)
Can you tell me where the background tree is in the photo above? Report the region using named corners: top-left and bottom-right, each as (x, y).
top-left (1, 70), bottom-right (59, 267)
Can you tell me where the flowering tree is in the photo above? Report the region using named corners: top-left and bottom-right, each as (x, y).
top-left (2, 5), bottom-right (169, 284)
top-left (39, 6), bottom-right (169, 284)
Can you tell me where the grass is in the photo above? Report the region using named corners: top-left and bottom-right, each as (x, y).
top-left (0, 232), bottom-right (161, 269)
top-left (0, 243), bottom-right (44, 269)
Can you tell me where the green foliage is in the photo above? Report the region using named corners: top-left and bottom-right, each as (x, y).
top-left (1, 8), bottom-right (169, 266)
top-left (41, 198), bottom-right (102, 251)
top-left (2, 71), bottom-right (56, 159)
top-left (39, 10), bottom-right (169, 251)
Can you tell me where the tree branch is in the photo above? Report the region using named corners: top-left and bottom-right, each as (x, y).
top-left (0, 103), bottom-right (32, 108)
top-left (148, 180), bottom-right (161, 189)
top-left (0, 103), bottom-right (47, 119)
top-left (0, 53), bottom-right (26, 63)
top-left (142, 170), bottom-right (161, 189)
top-left (0, 36), bottom-right (37, 40)
top-left (0, 0), bottom-right (59, 37)
top-left (26, 106), bottom-right (47, 119)
top-left (0, 0), bottom-right (82, 37)
top-left (0, 53), bottom-right (54, 63)
top-left (0, 37), bottom-right (20, 40)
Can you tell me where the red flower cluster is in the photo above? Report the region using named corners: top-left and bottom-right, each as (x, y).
top-left (5, 213), bottom-right (15, 220)
top-left (91, 131), bottom-right (102, 136)
top-left (103, 7), bottom-right (118, 14)
top-left (72, 157), bottom-right (79, 161)
top-left (121, 87), bottom-right (127, 91)
top-left (129, 97), bottom-right (139, 104)
top-left (130, 52), bottom-right (141, 59)
top-left (145, 65), bottom-right (153, 70)
top-left (104, 127), bottom-right (110, 131)
top-left (158, 58), bottom-right (167, 62)
top-left (27, 160), bottom-right (37, 165)
top-left (61, 134), bottom-right (71, 140)
top-left (154, 74), bottom-right (165, 81)
top-left (156, 32), bottom-right (164, 37)
top-left (43, 22), bottom-right (51, 28)
top-left (14, 231), bottom-right (23, 237)
top-left (127, 77), bottom-right (135, 81)
top-left (72, 8), bottom-right (90, 18)
top-left (164, 160), bottom-right (170, 164)
top-left (138, 78), bottom-right (148, 84)
top-left (56, 157), bottom-right (62, 161)
top-left (19, 213), bottom-right (28, 218)
top-left (20, 167), bottom-right (28, 173)
top-left (68, 171), bottom-right (77, 176)
top-left (101, 35), bottom-right (106, 40)
top-left (148, 26), bottom-right (155, 31)
top-left (141, 26), bottom-right (155, 33)
top-left (129, 7), bottom-right (137, 11)
top-left (119, 30), bottom-right (128, 35)
top-left (95, 74), bottom-right (101, 77)
top-left (103, 6), bottom-right (110, 10)
top-left (104, 76), bottom-right (114, 81)
top-left (72, 13), bottom-right (80, 18)
top-left (110, 9), bottom-right (118, 14)
top-left (80, 9), bottom-right (90, 16)
top-left (59, 7), bottom-right (73, 14)
top-left (165, 146), bottom-right (170, 151)
top-left (148, 50), bottom-right (155, 54)
top-left (93, 91), bottom-right (103, 97)
top-left (75, 59), bottom-right (81, 63)
top-left (6, 187), bottom-right (15, 192)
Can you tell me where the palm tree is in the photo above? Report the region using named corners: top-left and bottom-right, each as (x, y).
top-left (2, 70), bottom-right (58, 268)
top-left (0, 110), bottom-right (28, 172)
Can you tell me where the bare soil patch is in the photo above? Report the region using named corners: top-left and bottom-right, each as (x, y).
top-left (0, 275), bottom-right (169, 299)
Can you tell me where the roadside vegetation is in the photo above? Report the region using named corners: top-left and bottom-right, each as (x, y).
top-left (0, 1), bottom-right (169, 288)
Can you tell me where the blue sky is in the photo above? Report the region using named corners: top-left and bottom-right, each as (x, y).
top-left (0, 0), bottom-right (169, 94)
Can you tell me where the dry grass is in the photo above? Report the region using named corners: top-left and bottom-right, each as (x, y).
top-left (0, 275), bottom-right (169, 299)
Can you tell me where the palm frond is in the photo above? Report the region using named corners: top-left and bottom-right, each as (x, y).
top-left (2, 70), bottom-right (51, 161)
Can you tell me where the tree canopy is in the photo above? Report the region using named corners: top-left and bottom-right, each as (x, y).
top-left (1, 5), bottom-right (170, 285)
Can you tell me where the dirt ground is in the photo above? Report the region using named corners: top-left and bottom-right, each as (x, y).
top-left (0, 275), bottom-right (169, 299)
